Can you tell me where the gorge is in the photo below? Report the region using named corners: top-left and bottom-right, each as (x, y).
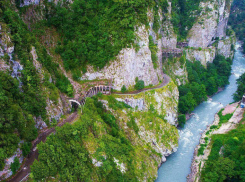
top-left (0, 0), bottom-right (243, 181)
top-left (156, 43), bottom-right (245, 181)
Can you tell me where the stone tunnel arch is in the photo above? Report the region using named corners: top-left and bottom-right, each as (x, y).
top-left (69, 99), bottom-right (81, 110)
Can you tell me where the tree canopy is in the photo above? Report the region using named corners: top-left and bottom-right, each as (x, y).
top-left (178, 55), bottom-right (232, 119)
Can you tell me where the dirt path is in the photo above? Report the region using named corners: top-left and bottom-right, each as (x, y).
top-left (7, 112), bottom-right (79, 182)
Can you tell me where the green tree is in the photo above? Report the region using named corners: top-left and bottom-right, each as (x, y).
top-left (121, 85), bottom-right (127, 93)
top-left (206, 77), bottom-right (217, 95)
top-left (178, 92), bottom-right (196, 113)
top-left (234, 73), bottom-right (245, 101)
top-left (190, 82), bottom-right (207, 104)
top-left (135, 80), bottom-right (145, 90)
top-left (10, 157), bottom-right (20, 174)
top-left (178, 114), bottom-right (186, 128)
top-left (21, 142), bottom-right (32, 157)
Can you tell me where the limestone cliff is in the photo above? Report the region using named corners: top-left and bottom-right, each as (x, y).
top-left (186, 0), bottom-right (235, 66)
top-left (81, 8), bottom-right (165, 91)
top-left (117, 80), bottom-right (179, 126)
top-left (161, 2), bottom-right (178, 49)
top-left (96, 81), bottom-right (179, 180)
top-left (81, 2), bottom-right (186, 89)
top-left (82, 24), bottom-right (163, 91)
top-left (186, 47), bottom-right (216, 66)
top-left (218, 31), bottom-right (236, 58)
top-left (188, 0), bottom-right (232, 48)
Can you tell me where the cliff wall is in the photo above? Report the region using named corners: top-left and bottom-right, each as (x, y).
top-left (185, 0), bottom-right (235, 66)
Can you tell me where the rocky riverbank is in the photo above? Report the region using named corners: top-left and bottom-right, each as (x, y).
top-left (187, 102), bottom-right (244, 182)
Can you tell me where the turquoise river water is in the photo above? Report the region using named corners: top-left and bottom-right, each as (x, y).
top-left (156, 43), bottom-right (245, 182)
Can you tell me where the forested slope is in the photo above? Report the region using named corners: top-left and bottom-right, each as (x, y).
top-left (229, 0), bottom-right (245, 52)
top-left (0, 0), bottom-right (73, 174)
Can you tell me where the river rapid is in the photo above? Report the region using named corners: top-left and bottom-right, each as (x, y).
top-left (156, 43), bottom-right (245, 182)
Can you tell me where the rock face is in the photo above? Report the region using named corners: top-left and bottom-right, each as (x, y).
top-left (100, 81), bottom-right (179, 180)
top-left (116, 98), bottom-right (145, 111)
top-left (0, 23), bottom-right (11, 72)
top-left (82, 23), bottom-right (163, 91)
top-left (188, 0), bottom-right (232, 48)
top-left (186, 47), bottom-right (216, 66)
top-left (185, 0), bottom-right (234, 66)
top-left (30, 46), bottom-right (71, 124)
top-left (0, 22), bottom-right (23, 86)
top-left (0, 147), bottom-right (24, 180)
top-left (20, 0), bottom-right (40, 6)
top-left (161, 2), bottom-right (177, 49)
top-left (218, 32), bottom-right (236, 58)
top-left (116, 81), bottom-right (179, 126)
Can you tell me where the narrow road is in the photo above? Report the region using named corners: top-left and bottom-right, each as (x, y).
top-left (7, 112), bottom-right (79, 182)
top-left (7, 74), bottom-right (171, 182)
top-left (115, 74), bottom-right (170, 95)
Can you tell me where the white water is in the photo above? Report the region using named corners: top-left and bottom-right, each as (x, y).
top-left (156, 43), bottom-right (245, 182)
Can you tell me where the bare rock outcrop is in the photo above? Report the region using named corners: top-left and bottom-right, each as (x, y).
top-left (188, 0), bottom-right (232, 48)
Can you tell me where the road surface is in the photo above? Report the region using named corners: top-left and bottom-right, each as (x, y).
top-left (115, 74), bottom-right (170, 95)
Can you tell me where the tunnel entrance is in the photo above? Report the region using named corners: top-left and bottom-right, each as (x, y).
top-left (69, 100), bottom-right (81, 111)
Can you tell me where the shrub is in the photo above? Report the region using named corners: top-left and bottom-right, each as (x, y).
top-left (11, 157), bottom-right (20, 174)
top-left (149, 35), bottom-right (158, 69)
top-left (135, 80), bottom-right (145, 90)
top-left (197, 146), bottom-right (205, 156)
top-left (127, 117), bottom-right (139, 134)
top-left (210, 125), bottom-right (218, 130)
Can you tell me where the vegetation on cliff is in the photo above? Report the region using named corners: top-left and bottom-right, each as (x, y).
top-left (39, 0), bottom-right (168, 74)
top-left (171, 0), bottom-right (201, 40)
top-left (178, 55), bottom-right (232, 124)
top-left (229, 0), bottom-right (245, 53)
top-left (31, 97), bottom-right (139, 181)
top-left (234, 73), bottom-right (245, 101)
top-left (0, 0), bottom-right (74, 170)
top-left (30, 95), bottom-right (178, 181)
top-left (200, 117), bottom-right (245, 182)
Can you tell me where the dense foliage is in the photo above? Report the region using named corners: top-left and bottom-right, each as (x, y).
top-left (10, 157), bottom-right (20, 174)
top-left (178, 55), bottom-right (232, 117)
top-left (31, 97), bottom-right (139, 181)
top-left (0, 72), bottom-right (40, 170)
top-left (171, 0), bottom-right (201, 40)
top-left (201, 121), bottom-right (245, 181)
top-left (234, 73), bottom-right (245, 101)
top-left (2, 1), bottom-right (74, 96)
top-left (0, 0), bottom-right (74, 170)
top-left (229, 0), bottom-right (245, 53)
top-left (177, 114), bottom-right (186, 128)
top-left (42, 0), bottom-right (168, 72)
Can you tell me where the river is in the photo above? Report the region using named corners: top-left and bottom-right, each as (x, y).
top-left (156, 43), bottom-right (245, 182)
